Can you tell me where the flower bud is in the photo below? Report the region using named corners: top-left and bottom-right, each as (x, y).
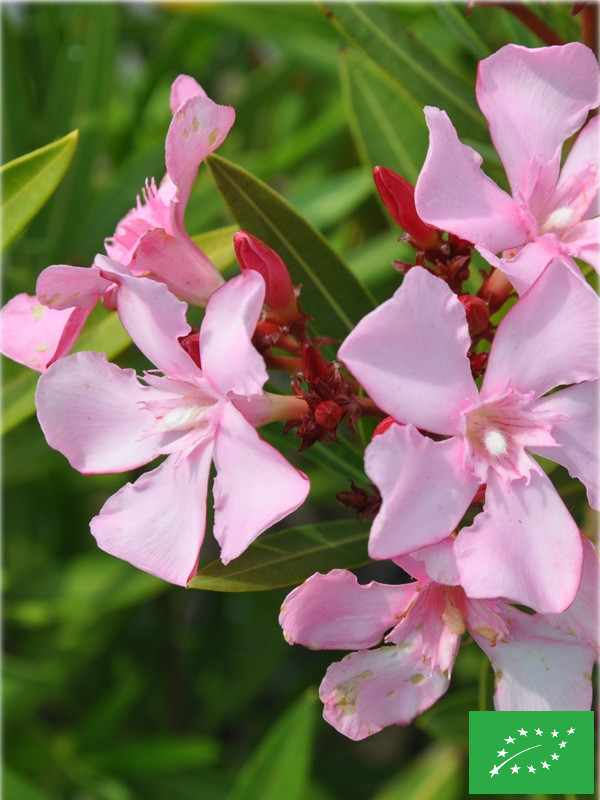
top-left (314, 400), bottom-right (343, 429)
top-left (372, 416), bottom-right (399, 438)
top-left (373, 166), bottom-right (441, 250)
top-left (234, 231), bottom-right (301, 324)
top-left (458, 295), bottom-right (490, 337)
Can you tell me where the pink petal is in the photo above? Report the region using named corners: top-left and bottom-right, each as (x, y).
top-left (319, 634), bottom-right (450, 740)
top-left (455, 468), bottom-right (583, 613)
top-left (169, 74), bottom-right (207, 114)
top-left (280, 570), bottom-right (416, 650)
top-left (529, 381), bottom-right (599, 509)
top-left (95, 255), bottom-right (194, 378)
top-left (478, 235), bottom-right (568, 296)
top-left (200, 271), bottom-right (268, 398)
top-left (131, 229), bottom-right (224, 306)
top-left (339, 267), bottom-right (478, 435)
top-left (414, 107), bottom-right (534, 253)
top-left (91, 442), bottom-right (213, 586)
top-left (561, 219), bottom-right (600, 271)
top-left (36, 264), bottom-right (112, 310)
top-left (36, 351), bottom-right (166, 473)
top-left (554, 115), bottom-right (599, 221)
top-left (472, 606), bottom-right (595, 711)
top-left (365, 423), bottom-right (479, 560)
top-left (165, 91), bottom-right (235, 234)
top-left (541, 535), bottom-right (599, 651)
top-left (1, 293), bottom-right (92, 371)
top-left (212, 403), bottom-right (309, 564)
top-left (481, 257), bottom-right (599, 400)
top-left (476, 43), bottom-right (600, 204)
top-left (397, 537), bottom-right (461, 586)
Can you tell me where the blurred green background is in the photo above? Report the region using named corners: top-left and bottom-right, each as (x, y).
top-left (2, 3), bottom-right (595, 799)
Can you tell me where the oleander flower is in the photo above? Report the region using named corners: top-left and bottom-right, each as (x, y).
top-left (338, 260), bottom-right (599, 613)
top-left (414, 43), bottom-right (599, 294)
top-left (35, 265), bottom-right (309, 585)
top-left (1, 75), bottom-right (234, 371)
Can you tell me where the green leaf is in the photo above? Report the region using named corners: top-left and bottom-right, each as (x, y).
top-left (206, 153), bottom-right (376, 341)
top-left (432, 5), bottom-right (491, 61)
top-left (322, 3), bottom-right (485, 135)
top-left (2, 769), bottom-right (54, 800)
top-left (369, 741), bottom-right (464, 800)
top-left (340, 48), bottom-right (427, 183)
top-left (83, 736), bottom-right (220, 776)
top-left (189, 519), bottom-right (369, 592)
top-left (2, 308), bottom-right (131, 434)
top-left (415, 688), bottom-right (478, 746)
top-left (1, 129), bottom-right (79, 250)
top-left (191, 224), bottom-right (238, 273)
top-left (227, 688), bottom-right (319, 800)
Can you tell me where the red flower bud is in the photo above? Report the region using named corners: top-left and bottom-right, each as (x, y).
top-left (234, 231), bottom-right (301, 324)
top-left (179, 332), bottom-right (201, 368)
top-left (314, 400), bottom-right (344, 429)
top-left (458, 295), bottom-right (490, 337)
top-left (372, 416), bottom-right (399, 438)
top-left (373, 166), bottom-right (441, 250)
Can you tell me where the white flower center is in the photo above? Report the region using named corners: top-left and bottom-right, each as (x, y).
top-left (483, 429), bottom-right (508, 457)
top-left (539, 206), bottom-right (575, 236)
top-left (162, 404), bottom-right (209, 431)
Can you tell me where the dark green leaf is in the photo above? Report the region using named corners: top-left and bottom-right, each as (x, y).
top-left (370, 741), bottom-right (464, 800)
top-left (189, 519), bottom-right (369, 592)
top-left (206, 153), bottom-right (376, 341)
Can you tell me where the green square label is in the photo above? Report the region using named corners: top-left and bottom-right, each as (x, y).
top-left (469, 711), bottom-right (595, 794)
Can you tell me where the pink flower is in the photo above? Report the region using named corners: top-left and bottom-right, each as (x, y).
top-left (414, 43), bottom-right (600, 294)
top-left (35, 266), bottom-right (309, 585)
top-left (280, 540), bottom-right (598, 739)
top-left (338, 260), bottom-right (599, 613)
top-left (0, 75), bottom-right (234, 372)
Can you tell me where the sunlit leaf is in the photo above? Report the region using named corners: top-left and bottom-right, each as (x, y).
top-left (189, 519), bottom-right (369, 592)
top-left (227, 688), bottom-right (319, 800)
top-left (370, 741), bottom-right (464, 800)
top-left (191, 224), bottom-right (238, 272)
top-left (1, 129), bottom-right (78, 250)
top-left (206, 153), bottom-right (376, 341)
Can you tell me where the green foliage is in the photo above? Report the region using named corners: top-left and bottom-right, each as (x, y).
top-left (1, 129), bottom-right (79, 250)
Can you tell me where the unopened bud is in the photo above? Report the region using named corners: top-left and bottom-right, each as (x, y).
top-left (373, 166), bottom-right (441, 250)
top-left (234, 231), bottom-right (301, 324)
top-left (314, 400), bottom-right (343, 429)
top-left (301, 344), bottom-right (329, 383)
top-left (179, 331), bottom-right (201, 368)
top-left (458, 295), bottom-right (490, 337)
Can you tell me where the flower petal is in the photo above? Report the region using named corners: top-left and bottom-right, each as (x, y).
top-left (91, 442), bottom-right (213, 586)
top-left (169, 74), bottom-right (207, 114)
top-left (414, 107), bottom-right (534, 252)
top-left (280, 570), bottom-right (416, 650)
top-left (319, 634), bottom-right (450, 740)
top-left (529, 381), bottom-right (599, 509)
top-left (472, 606), bottom-right (595, 711)
top-left (212, 403), bottom-right (309, 564)
top-left (476, 43), bottom-right (600, 203)
top-left (365, 423), bottom-right (479, 560)
top-left (95, 255), bottom-right (194, 377)
top-left (481, 257), bottom-right (599, 400)
top-left (200, 271), bottom-right (268, 397)
top-left (36, 264), bottom-right (112, 310)
top-left (455, 468), bottom-right (583, 613)
top-left (131, 229), bottom-right (224, 306)
top-left (0, 293), bottom-right (91, 371)
top-left (36, 351), bottom-right (166, 473)
top-left (339, 267), bottom-right (477, 435)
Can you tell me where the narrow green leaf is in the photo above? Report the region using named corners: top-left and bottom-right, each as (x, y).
top-left (83, 736), bottom-right (220, 776)
top-left (322, 3), bottom-right (484, 134)
top-left (2, 769), bottom-right (53, 800)
top-left (189, 519), bottom-right (369, 592)
top-left (340, 48), bottom-right (427, 182)
top-left (369, 741), bottom-right (464, 800)
top-left (2, 309), bottom-right (131, 434)
top-left (206, 153), bottom-right (376, 341)
top-left (191, 224), bottom-right (238, 273)
top-left (1, 129), bottom-right (78, 250)
top-left (227, 689), bottom-right (319, 800)
top-left (432, 5), bottom-right (491, 61)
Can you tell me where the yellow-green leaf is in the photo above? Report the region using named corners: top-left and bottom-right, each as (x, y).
top-left (1, 129), bottom-right (79, 250)
top-left (191, 224), bottom-right (238, 272)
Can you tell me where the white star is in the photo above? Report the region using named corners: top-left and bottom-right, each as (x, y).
top-left (542, 761), bottom-right (550, 770)
top-left (497, 749), bottom-right (507, 757)
top-left (511, 765), bottom-right (520, 773)
top-left (551, 753), bottom-right (559, 761)
top-left (559, 741), bottom-right (567, 748)
top-left (490, 765), bottom-right (500, 777)
top-left (568, 727), bottom-right (575, 734)
top-left (505, 736), bottom-right (515, 744)
top-left (528, 765), bottom-right (536, 773)
top-left (518, 727), bottom-right (527, 736)
top-left (535, 728), bottom-right (543, 736)
top-left (551, 729), bottom-right (559, 737)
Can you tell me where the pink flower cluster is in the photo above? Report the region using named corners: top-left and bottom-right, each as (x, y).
top-left (1, 44), bottom-right (598, 740)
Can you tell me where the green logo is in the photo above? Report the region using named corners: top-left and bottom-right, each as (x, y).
top-left (469, 711), bottom-right (595, 794)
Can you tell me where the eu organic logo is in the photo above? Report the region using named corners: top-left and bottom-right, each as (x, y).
top-left (468, 711), bottom-right (595, 794)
